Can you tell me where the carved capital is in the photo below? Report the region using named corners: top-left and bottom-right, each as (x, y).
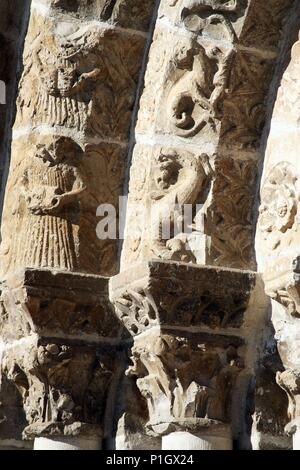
top-left (2, 337), bottom-right (114, 440)
top-left (0, 268), bottom-right (122, 341)
top-left (0, 268), bottom-right (121, 442)
top-left (110, 261), bottom-right (257, 438)
top-left (111, 260), bottom-right (256, 336)
top-left (262, 257), bottom-right (300, 318)
top-left (127, 331), bottom-right (243, 436)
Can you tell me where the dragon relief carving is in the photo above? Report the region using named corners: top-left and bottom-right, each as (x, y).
top-left (168, 41), bottom-right (235, 138)
top-left (127, 334), bottom-right (243, 434)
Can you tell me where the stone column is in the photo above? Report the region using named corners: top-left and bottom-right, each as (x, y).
top-left (162, 431), bottom-right (232, 451)
top-left (110, 260), bottom-right (267, 450)
top-left (0, 0), bottom-right (157, 449)
top-left (256, 26), bottom-right (300, 450)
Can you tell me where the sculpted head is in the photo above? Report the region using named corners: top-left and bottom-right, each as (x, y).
top-left (35, 137), bottom-right (84, 166)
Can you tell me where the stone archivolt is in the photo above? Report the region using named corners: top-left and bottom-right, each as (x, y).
top-left (256, 20), bottom-right (300, 449)
top-left (123, 0), bottom-right (293, 272)
top-left (127, 333), bottom-right (243, 436)
top-left (0, 268), bottom-right (121, 445)
top-left (0, 0), bottom-right (156, 450)
top-left (0, 0), bottom-right (299, 452)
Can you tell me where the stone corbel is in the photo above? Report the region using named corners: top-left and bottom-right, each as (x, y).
top-left (110, 260), bottom-right (258, 450)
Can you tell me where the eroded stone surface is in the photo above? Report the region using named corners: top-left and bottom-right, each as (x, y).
top-left (122, 0), bottom-right (294, 271)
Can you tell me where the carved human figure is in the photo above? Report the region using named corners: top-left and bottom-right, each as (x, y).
top-left (148, 150), bottom-right (210, 262)
top-left (0, 137), bottom-right (86, 273)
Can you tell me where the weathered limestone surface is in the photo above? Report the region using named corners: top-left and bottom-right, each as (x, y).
top-left (251, 336), bottom-right (291, 450)
top-left (0, 0), bottom-right (157, 450)
top-left (121, 0), bottom-right (294, 272)
top-left (110, 261), bottom-right (268, 449)
top-left (256, 9), bottom-right (300, 450)
top-left (1, 0), bottom-right (300, 452)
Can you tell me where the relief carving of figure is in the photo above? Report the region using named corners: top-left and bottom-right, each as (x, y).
top-left (0, 137), bottom-right (86, 273)
top-left (148, 149), bottom-right (211, 262)
top-left (258, 162), bottom-right (299, 252)
top-left (168, 42), bottom-right (234, 137)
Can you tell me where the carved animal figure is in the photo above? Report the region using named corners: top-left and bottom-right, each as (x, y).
top-left (169, 43), bottom-right (234, 136)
